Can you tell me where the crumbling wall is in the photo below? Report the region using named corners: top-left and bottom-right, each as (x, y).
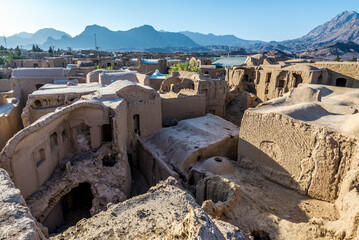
top-left (238, 110), bottom-right (358, 202)
top-left (0, 98), bottom-right (23, 150)
top-left (26, 144), bottom-right (131, 233)
top-left (137, 141), bottom-right (179, 186)
top-left (0, 168), bottom-right (45, 240)
top-left (0, 102), bottom-right (112, 198)
top-left (53, 177), bottom-right (250, 240)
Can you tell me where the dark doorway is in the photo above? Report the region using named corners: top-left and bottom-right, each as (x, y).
top-left (293, 73), bottom-right (302, 87)
top-left (133, 114), bottom-right (140, 135)
top-left (102, 124), bottom-right (112, 142)
top-left (277, 80), bottom-right (285, 88)
top-left (336, 78), bottom-right (347, 87)
top-left (35, 84), bottom-right (44, 90)
top-left (317, 74), bottom-right (323, 84)
top-left (265, 73), bottom-right (271, 83)
top-left (46, 183), bottom-right (93, 234)
top-left (61, 183), bottom-right (93, 229)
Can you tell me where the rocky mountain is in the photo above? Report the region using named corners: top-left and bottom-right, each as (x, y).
top-left (299, 41), bottom-right (359, 60)
top-left (2, 28), bottom-right (71, 48)
top-left (43, 25), bottom-right (199, 50)
top-left (282, 11), bottom-right (359, 51)
top-left (263, 49), bottom-right (295, 58)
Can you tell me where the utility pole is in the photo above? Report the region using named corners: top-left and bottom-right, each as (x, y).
top-left (94, 34), bottom-right (99, 63)
top-left (3, 33), bottom-right (7, 49)
top-left (20, 45), bottom-right (23, 67)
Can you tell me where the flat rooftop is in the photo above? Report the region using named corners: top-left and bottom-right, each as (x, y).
top-left (251, 84), bottom-right (359, 136)
top-left (29, 83), bottom-right (102, 97)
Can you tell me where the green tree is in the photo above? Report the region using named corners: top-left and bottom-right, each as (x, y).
top-left (5, 51), bottom-right (14, 64)
top-left (32, 44), bottom-right (43, 52)
top-left (349, 56), bottom-right (357, 62)
top-left (169, 60), bottom-right (200, 74)
top-left (0, 45), bottom-right (5, 51)
top-left (14, 46), bottom-right (22, 57)
top-left (334, 56), bottom-right (341, 62)
top-left (48, 46), bottom-right (53, 55)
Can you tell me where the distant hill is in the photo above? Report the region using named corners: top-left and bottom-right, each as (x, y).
top-left (299, 41), bottom-right (359, 60)
top-left (43, 25), bottom-right (199, 50)
top-left (2, 28), bottom-right (71, 48)
top-left (180, 31), bottom-right (265, 48)
top-left (3, 10), bottom-right (359, 53)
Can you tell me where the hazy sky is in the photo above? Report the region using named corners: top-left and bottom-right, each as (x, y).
top-left (0, 0), bottom-right (358, 41)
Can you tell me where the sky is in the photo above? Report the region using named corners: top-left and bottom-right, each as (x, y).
top-left (0, 0), bottom-right (358, 41)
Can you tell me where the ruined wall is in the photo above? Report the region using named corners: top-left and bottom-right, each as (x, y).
top-left (21, 86), bottom-right (99, 127)
top-left (0, 79), bottom-right (11, 92)
top-left (226, 66), bottom-right (326, 102)
top-left (0, 103), bottom-right (112, 198)
top-left (53, 178), bottom-right (249, 240)
top-left (160, 93), bottom-right (206, 123)
top-left (238, 110), bottom-right (358, 202)
top-left (0, 168), bottom-right (45, 240)
top-left (0, 98), bottom-right (23, 150)
top-left (310, 62), bottom-right (359, 87)
top-left (137, 59), bottom-right (167, 74)
top-left (26, 143), bottom-right (131, 233)
top-left (137, 142), bottom-right (179, 187)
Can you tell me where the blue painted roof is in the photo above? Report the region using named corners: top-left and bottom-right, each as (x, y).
top-left (142, 59), bottom-right (159, 64)
top-left (150, 69), bottom-right (166, 79)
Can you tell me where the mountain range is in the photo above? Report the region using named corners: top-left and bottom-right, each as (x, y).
top-left (1, 10), bottom-right (359, 54)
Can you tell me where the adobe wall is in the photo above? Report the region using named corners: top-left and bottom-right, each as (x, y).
top-left (238, 110), bottom-right (358, 202)
top-left (137, 141), bottom-right (179, 187)
top-left (0, 168), bottom-right (45, 240)
top-left (11, 77), bottom-right (69, 107)
top-left (226, 66), bottom-right (326, 102)
top-left (123, 92), bottom-right (162, 154)
top-left (0, 79), bottom-right (11, 92)
top-left (310, 62), bottom-right (359, 87)
top-left (161, 94), bottom-right (206, 123)
top-left (0, 100), bottom-right (23, 150)
top-left (0, 103), bottom-right (113, 198)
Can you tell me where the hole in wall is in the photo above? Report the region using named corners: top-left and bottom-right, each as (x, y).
top-left (102, 154), bottom-right (116, 167)
top-left (251, 230), bottom-right (271, 240)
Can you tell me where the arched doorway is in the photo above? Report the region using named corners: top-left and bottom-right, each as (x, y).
top-left (43, 182), bottom-right (94, 234)
top-left (336, 78), bottom-right (347, 87)
top-left (293, 73), bottom-right (303, 87)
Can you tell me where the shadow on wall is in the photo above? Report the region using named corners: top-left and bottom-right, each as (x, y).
top-left (237, 139), bottom-right (310, 222)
